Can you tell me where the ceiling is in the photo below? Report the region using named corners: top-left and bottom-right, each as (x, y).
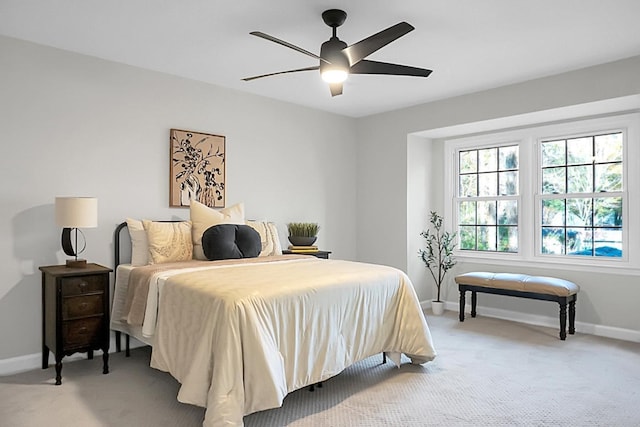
top-left (2, 0), bottom-right (640, 118)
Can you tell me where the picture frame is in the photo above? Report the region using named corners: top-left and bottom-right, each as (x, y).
top-left (170, 128), bottom-right (226, 208)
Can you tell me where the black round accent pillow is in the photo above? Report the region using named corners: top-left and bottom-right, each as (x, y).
top-left (202, 224), bottom-right (262, 261)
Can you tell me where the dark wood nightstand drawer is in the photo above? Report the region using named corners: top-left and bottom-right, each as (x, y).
top-left (63, 294), bottom-right (103, 319)
top-left (63, 317), bottom-right (102, 348)
top-left (61, 275), bottom-right (105, 296)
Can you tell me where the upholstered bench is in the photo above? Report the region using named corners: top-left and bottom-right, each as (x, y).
top-left (455, 272), bottom-right (579, 340)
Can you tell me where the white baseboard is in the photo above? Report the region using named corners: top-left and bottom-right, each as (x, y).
top-left (0, 335), bottom-right (147, 376)
top-left (422, 299), bottom-right (640, 343)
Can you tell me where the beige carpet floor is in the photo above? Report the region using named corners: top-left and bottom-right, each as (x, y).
top-left (1, 311), bottom-right (639, 426)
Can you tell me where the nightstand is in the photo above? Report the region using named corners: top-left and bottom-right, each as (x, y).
top-left (282, 250), bottom-right (332, 259)
top-left (39, 263), bottom-right (112, 385)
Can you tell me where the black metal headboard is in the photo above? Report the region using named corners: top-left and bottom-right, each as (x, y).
top-left (113, 221), bottom-right (128, 270)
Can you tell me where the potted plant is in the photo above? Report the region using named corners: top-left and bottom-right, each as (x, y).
top-left (419, 211), bottom-right (457, 315)
top-left (287, 222), bottom-right (320, 247)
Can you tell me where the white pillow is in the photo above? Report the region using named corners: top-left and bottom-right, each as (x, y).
top-left (190, 200), bottom-right (245, 260)
top-left (142, 220), bottom-right (193, 264)
top-left (246, 221), bottom-right (283, 256)
top-left (126, 218), bottom-right (149, 266)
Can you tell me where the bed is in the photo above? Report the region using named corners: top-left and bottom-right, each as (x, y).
top-left (110, 219), bottom-right (437, 426)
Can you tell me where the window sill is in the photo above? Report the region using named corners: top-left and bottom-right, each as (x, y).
top-left (455, 251), bottom-right (640, 276)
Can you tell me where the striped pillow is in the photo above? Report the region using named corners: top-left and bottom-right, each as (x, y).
top-left (246, 221), bottom-right (283, 256)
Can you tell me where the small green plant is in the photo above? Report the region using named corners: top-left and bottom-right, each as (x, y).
top-left (287, 222), bottom-right (319, 237)
top-left (419, 211), bottom-right (457, 302)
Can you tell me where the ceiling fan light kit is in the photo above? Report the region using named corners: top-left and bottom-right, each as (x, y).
top-left (321, 69), bottom-right (348, 83)
top-left (243, 9), bottom-right (432, 97)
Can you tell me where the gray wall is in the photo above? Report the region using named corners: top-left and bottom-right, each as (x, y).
top-left (0, 36), bottom-right (357, 362)
top-left (355, 55), bottom-right (640, 337)
top-left (2, 34), bottom-right (639, 369)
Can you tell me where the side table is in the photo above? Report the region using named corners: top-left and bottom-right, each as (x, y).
top-left (39, 263), bottom-right (112, 385)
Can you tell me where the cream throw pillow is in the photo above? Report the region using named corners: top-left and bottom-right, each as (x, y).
top-left (246, 220), bottom-right (283, 256)
top-left (190, 200), bottom-right (245, 260)
top-left (126, 218), bottom-right (149, 266)
top-left (142, 220), bottom-right (193, 264)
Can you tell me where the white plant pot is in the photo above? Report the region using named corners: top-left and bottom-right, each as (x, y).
top-left (431, 301), bottom-right (445, 315)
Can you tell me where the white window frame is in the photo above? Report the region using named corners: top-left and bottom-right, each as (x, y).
top-left (444, 112), bottom-right (640, 274)
top-left (454, 139), bottom-right (523, 253)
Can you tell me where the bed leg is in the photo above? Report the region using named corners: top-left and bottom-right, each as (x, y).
top-left (102, 350), bottom-right (109, 375)
top-left (125, 334), bottom-right (130, 357)
top-left (115, 331), bottom-right (121, 353)
top-left (308, 381), bottom-right (323, 392)
top-left (382, 352), bottom-right (387, 364)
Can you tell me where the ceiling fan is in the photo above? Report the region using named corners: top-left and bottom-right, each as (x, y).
top-left (242, 9), bottom-right (432, 97)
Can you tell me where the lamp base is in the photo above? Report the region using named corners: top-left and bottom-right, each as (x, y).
top-left (66, 259), bottom-right (88, 268)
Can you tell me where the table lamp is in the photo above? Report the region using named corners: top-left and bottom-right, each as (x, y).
top-left (55, 197), bottom-right (98, 268)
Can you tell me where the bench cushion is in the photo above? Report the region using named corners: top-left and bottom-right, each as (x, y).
top-left (455, 272), bottom-right (579, 297)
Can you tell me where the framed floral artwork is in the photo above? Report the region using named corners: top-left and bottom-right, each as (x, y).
top-left (170, 128), bottom-right (225, 208)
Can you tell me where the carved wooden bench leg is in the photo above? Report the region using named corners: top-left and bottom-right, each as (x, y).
top-left (559, 302), bottom-right (567, 340)
top-left (471, 291), bottom-right (477, 318)
top-left (459, 289), bottom-right (477, 321)
top-left (569, 298), bottom-right (576, 335)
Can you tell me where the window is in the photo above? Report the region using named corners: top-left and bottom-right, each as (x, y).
top-left (539, 133), bottom-right (623, 257)
top-left (445, 113), bottom-right (638, 269)
top-left (457, 145), bottom-right (519, 252)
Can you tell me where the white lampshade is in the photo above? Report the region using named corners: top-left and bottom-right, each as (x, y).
top-left (55, 197), bottom-right (98, 228)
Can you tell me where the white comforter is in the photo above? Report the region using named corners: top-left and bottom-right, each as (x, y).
top-left (135, 257), bottom-right (436, 426)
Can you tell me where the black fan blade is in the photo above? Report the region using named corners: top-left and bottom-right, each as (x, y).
top-left (250, 31), bottom-right (330, 64)
top-left (350, 59), bottom-right (432, 77)
top-left (242, 66), bottom-right (319, 82)
top-left (342, 22), bottom-right (414, 66)
top-left (329, 83), bottom-right (343, 97)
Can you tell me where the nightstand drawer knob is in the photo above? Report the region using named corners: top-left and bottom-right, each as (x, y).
top-left (79, 302), bottom-right (88, 310)
top-left (78, 327), bottom-right (88, 334)
top-left (78, 281), bottom-right (88, 291)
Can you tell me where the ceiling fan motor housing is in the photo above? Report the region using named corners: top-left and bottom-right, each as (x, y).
top-left (320, 38), bottom-right (350, 75)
